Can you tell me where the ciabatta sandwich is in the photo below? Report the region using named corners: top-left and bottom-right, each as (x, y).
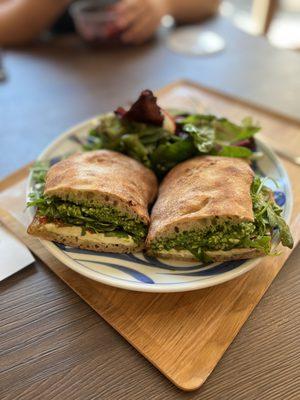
top-left (28, 150), bottom-right (158, 253)
top-left (146, 156), bottom-right (293, 262)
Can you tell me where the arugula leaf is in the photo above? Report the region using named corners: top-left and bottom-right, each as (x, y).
top-left (31, 161), bottom-right (49, 183)
top-left (180, 114), bottom-right (215, 125)
top-left (180, 114), bottom-right (259, 144)
top-left (120, 134), bottom-right (151, 167)
top-left (213, 117), bottom-right (260, 144)
top-left (218, 145), bottom-right (253, 158)
top-left (84, 134), bottom-right (103, 150)
top-left (95, 113), bottom-right (126, 138)
top-left (83, 114), bottom-right (126, 151)
top-left (29, 161), bottom-right (49, 197)
top-left (137, 126), bottom-right (169, 145)
top-left (251, 176), bottom-right (293, 249)
top-left (243, 235), bottom-right (271, 254)
top-left (266, 206), bottom-right (294, 248)
top-left (150, 137), bottom-right (196, 177)
top-left (183, 123), bottom-right (215, 153)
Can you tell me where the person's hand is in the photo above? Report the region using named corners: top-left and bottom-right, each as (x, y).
top-left (114, 0), bottom-right (169, 44)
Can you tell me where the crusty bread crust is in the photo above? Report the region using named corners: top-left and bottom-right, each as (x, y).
top-left (147, 247), bottom-right (264, 262)
top-left (147, 156), bottom-right (254, 244)
top-left (28, 216), bottom-right (143, 253)
top-left (44, 150), bottom-right (158, 224)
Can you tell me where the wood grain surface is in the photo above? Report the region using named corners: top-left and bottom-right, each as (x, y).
top-left (0, 202), bottom-right (299, 391)
top-left (1, 17), bottom-right (300, 399)
top-left (1, 80), bottom-right (300, 396)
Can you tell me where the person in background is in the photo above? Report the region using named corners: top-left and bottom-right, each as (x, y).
top-left (0, 0), bottom-right (220, 46)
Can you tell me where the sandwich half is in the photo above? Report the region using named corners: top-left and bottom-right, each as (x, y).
top-left (28, 150), bottom-right (158, 253)
top-left (146, 156), bottom-right (293, 262)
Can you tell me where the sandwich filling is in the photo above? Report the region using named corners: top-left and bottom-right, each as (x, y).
top-left (28, 195), bottom-right (147, 244)
top-left (150, 176), bottom-right (293, 261)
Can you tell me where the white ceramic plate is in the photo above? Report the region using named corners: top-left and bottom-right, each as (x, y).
top-left (27, 115), bottom-right (293, 293)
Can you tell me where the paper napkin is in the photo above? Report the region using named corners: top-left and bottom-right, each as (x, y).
top-left (0, 224), bottom-right (35, 280)
top-left (0, 178), bottom-right (35, 280)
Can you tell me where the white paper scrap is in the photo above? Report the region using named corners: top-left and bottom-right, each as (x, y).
top-left (0, 224), bottom-right (35, 281)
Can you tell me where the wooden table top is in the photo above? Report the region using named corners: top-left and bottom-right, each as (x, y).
top-left (1, 17), bottom-right (300, 399)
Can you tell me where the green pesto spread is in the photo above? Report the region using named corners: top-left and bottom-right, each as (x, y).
top-left (151, 220), bottom-right (271, 261)
top-left (27, 195), bottom-right (147, 243)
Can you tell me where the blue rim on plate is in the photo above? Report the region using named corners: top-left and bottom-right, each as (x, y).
top-left (27, 116), bottom-right (293, 292)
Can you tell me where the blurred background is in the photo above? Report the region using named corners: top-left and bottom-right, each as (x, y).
top-left (1, 0), bottom-right (300, 177)
top-left (223, 0), bottom-right (300, 49)
top-left (1, 0), bottom-right (300, 49)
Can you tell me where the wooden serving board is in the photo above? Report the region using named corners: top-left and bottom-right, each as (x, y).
top-left (1, 81), bottom-right (299, 391)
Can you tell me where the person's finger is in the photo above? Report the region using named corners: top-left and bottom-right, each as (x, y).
top-left (115, 1), bottom-right (146, 30)
top-left (114, 0), bottom-right (141, 14)
top-left (121, 14), bottom-right (158, 44)
top-left (116, 0), bottom-right (147, 29)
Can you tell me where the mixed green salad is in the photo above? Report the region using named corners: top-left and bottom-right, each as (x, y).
top-left (84, 90), bottom-right (260, 178)
top-left (150, 176), bottom-right (294, 261)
